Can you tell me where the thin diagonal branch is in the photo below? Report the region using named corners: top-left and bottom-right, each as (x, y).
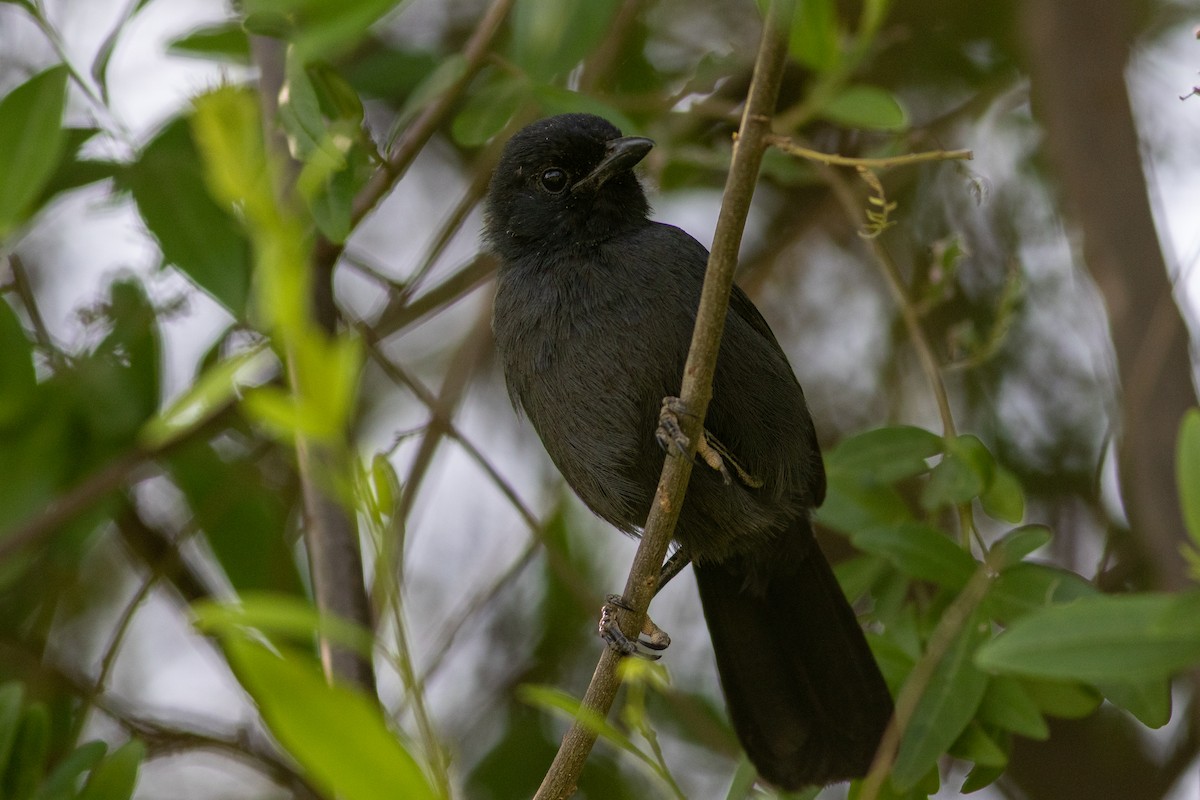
top-left (532, 1), bottom-right (795, 797)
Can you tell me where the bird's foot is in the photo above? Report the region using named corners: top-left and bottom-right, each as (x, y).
top-left (599, 594), bottom-right (671, 659)
top-left (657, 396), bottom-right (735, 484)
top-left (656, 396), bottom-right (693, 458)
top-left (702, 431), bottom-right (764, 489)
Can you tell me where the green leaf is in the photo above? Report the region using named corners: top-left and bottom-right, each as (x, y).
top-left (518, 685), bottom-right (644, 761)
top-left (1098, 678), bottom-right (1172, 728)
top-left (343, 45), bottom-right (438, 100)
top-left (140, 345), bottom-right (274, 448)
top-left (39, 740), bottom-right (107, 798)
top-left (78, 740), bottom-right (144, 800)
top-left (193, 593), bottom-right (374, 659)
top-left (370, 453), bottom-right (400, 518)
top-left (892, 608), bottom-right (990, 791)
top-left (190, 87), bottom-right (274, 216)
top-left (90, 2), bottom-right (149, 106)
top-left (0, 64), bottom-right (69, 236)
top-left (980, 465), bottom-right (1024, 523)
top-left (983, 562), bottom-right (1097, 624)
top-left (280, 45), bottom-right (330, 161)
top-left (989, 525), bottom-right (1052, 570)
top-left (0, 683), bottom-right (25, 780)
top-left (818, 84), bottom-right (907, 131)
top-left (531, 85), bottom-right (639, 141)
top-left (815, 473), bottom-right (912, 534)
top-left (451, 74), bottom-right (526, 147)
top-left (3, 703), bottom-right (49, 800)
top-left (242, 0), bottom-right (402, 61)
top-left (0, 300), bottom-right (36, 427)
top-left (948, 722), bottom-right (1007, 768)
top-left (975, 676), bottom-right (1048, 740)
top-left (302, 134), bottom-right (363, 243)
top-left (1020, 678), bottom-right (1101, 719)
top-left (168, 439), bottom-right (301, 594)
top-left (866, 631), bottom-right (916, 695)
top-left (960, 763), bottom-right (1005, 794)
top-left (33, 128), bottom-right (120, 210)
top-left (1177, 408), bottom-right (1200, 548)
top-left (222, 637), bottom-right (436, 800)
top-left (123, 117), bottom-right (252, 313)
top-left (976, 591), bottom-right (1200, 682)
top-left (168, 22), bottom-right (251, 63)
top-left (68, 279), bottom-right (162, 447)
top-left (851, 522), bottom-right (977, 590)
top-left (789, 0), bottom-right (840, 72)
top-left (0, 394), bottom-right (69, 532)
top-left (826, 425), bottom-right (943, 483)
top-left (308, 61), bottom-right (365, 123)
top-left (394, 55), bottom-right (467, 130)
top-left (834, 553), bottom-right (889, 604)
top-left (922, 435), bottom-right (993, 511)
top-left (509, 0), bottom-right (620, 82)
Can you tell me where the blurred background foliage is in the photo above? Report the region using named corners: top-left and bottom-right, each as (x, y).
top-left (0, 0), bottom-right (1199, 798)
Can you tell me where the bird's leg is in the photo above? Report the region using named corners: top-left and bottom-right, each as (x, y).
top-left (657, 396), bottom-right (763, 489)
top-left (599, 547), bottom-right (694, 658)
top-left (657, 396), bottom-right (732, 484)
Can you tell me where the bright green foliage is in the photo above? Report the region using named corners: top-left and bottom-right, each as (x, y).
top-left (1177, 409), bottom-right (1200, 575)
top-left (819, 84), bottom-right (908, 131)
top-left (891, 609), bottom-right (990, 790)
top-left (0, 65), bottom-right (68, 236)
top-left (121, 117), bottom-right (253, 314)
top-left (0, 683), bottom-right (143, 800)
top-left (977, 592), bottom-right (1200, 683)
top-left (221, 636), bottom-right (437, 800)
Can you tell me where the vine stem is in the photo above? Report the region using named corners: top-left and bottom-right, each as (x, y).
top-left (767, 135), bottom-right (972, 170)
top-left (531, 2), bottom-right (794, 797)
top-left (857, 553), bottom-right (1000, 800)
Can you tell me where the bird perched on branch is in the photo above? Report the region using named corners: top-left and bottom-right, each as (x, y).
top-left (485, 113), bottom-right (892, 790)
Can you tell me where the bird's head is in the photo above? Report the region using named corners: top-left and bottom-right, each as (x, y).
top-left (484, 113), bottom-right (653, 260)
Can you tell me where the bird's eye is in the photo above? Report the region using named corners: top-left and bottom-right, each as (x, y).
top-left (539, 168), bottom-right (568, 193)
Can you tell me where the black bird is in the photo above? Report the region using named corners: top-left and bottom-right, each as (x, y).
top-left (485, 113), bottom-right (892, 790)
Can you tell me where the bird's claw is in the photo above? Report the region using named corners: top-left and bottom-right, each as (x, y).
top-left (656, 396), bottom-right (692, 458)
top-left (599, 594), bottom-right (671, 659)
top-left (656, 397), bottom-right (760, 488)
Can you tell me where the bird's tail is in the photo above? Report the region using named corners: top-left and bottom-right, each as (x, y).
top-left (693, 516), bottom-right (893, 790)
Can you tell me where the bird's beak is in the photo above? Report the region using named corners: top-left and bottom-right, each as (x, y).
top-left (571, 136), bottom-right (654, 194)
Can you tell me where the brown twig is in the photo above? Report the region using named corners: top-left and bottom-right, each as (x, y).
top-left (374, 252), bottom-right (496, 339)
top-left (767, 135), bottom-right (973, 170)
top-left (531, 1), bottom-right (795, 796)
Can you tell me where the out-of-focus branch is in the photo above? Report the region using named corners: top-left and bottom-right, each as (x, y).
top-left (0, 404), bottom-right (237, 563)
top-left (1022, 0), bottom-right (1195, 591)
top-left (251, 35), bottom-right (377, 694)
top-left (374, 252), bottom-right (496, 338)
top-left (532, 2), bottom-right (794, 797)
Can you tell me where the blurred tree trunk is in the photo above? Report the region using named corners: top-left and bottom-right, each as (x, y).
top-left (1022, 0), bottom-right (1196, 593)
top-left (1011, 2), bottom-right (1198, 798)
